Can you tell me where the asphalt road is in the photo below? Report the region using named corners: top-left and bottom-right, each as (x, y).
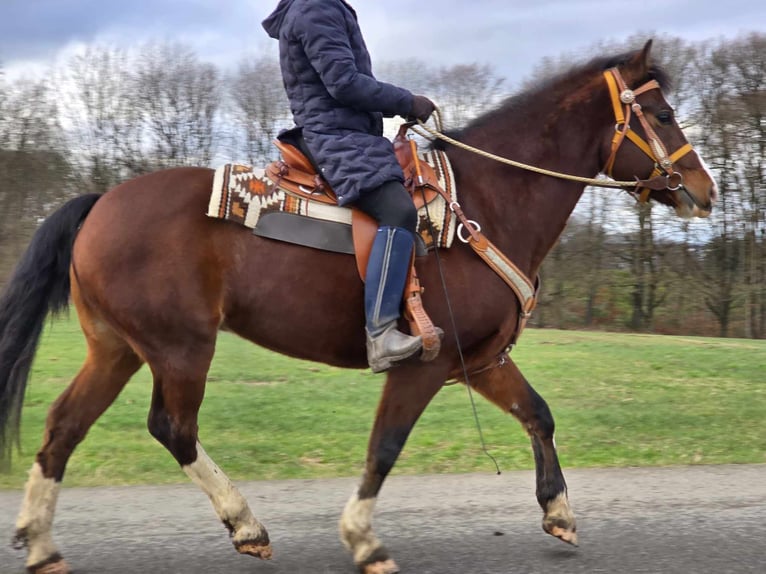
top-left (1, 464), bottom-right (764, 574)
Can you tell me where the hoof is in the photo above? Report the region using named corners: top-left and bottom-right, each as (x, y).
top-left (235, 541), bottom-right (273, 560)
top-left (361, 559), bottom-right (400, 574)
top-left (542, 492), bottom-right (577, 547)
top-left (544, 523), bottom-right (579, 547)
top-left (28, 558), bottom-right (71, 574)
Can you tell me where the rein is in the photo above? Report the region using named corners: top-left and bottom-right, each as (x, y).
top-left (413, 68), bottom-right (695, 196)
top-left (414, 120), bottom-right (635, 188)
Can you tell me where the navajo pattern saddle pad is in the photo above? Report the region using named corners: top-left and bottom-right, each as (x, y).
top-left (207, 149), bottom-right (458, 251)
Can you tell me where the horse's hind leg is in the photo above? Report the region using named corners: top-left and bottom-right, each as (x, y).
top-left (144, 341), bottom-right (272, 560)
top-left (340, 365), bottom-right (445, 574)
top-left (471, 356), bottom-right (577, 545)
top-left (14, 306), bottom-right (144, 574)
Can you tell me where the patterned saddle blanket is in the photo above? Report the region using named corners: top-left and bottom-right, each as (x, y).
top-left (206, 148), bottom-right (457, 255)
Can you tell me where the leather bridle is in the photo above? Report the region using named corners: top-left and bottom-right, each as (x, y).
top-left (602, 67), bottom-right (694, 202)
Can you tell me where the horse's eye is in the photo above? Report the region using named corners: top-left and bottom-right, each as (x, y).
top-left (656, 111), bottom-right (673, 125)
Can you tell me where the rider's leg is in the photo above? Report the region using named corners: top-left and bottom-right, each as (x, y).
top-left (354, 181), bottom-right (423, 373)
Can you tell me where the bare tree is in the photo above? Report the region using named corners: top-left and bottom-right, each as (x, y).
top-left (429, 63), bottom-right (506, 128)
top-left (375, 58), bottom-right (433, 97)
top-left (377, 60), bottom-right (506, 128)
top-left (227, 54), bottom-right (290, 165)
top-left (134, 43), bottom-right (220, 168)
top-left (690, 40), bottom-right (748, 337)
top-left (0, 74), bottom-right (74, 285)
top-left (626, 203), bottom-right (670, 331)
top-left (60, 46), bottom-right (146, 192)
top-left (729, 33), bottom-right (766, 338)
top-left (536, 234), bottom-right (567, 329)
top-left (581, 190), bottom-right (611, 326)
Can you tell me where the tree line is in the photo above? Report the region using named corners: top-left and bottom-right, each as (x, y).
top-left (532, 33), bottom-right (765, 338)
top-left (0, 33), bottom-right (763, 338)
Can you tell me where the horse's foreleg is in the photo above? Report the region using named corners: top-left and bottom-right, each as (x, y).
top-left (471, 356), bottom-right (577, 545)
top-left (146, 346), bottom-right (271, 560)
top-left (14, 322), bottom-right (143, 574)
top-left (183, 442), bottom-right (272, 559)
top-left (340, 366), bottom-right (445, 574)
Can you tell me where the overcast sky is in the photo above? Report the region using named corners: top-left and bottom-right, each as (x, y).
top-left (1, 0), bottom-right (764, 88)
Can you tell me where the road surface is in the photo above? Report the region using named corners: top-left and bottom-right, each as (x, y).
top-left (1, 464), bottom-right (764, 573)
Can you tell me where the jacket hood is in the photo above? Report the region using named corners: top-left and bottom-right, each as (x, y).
top-left (262, 0), bottom-right (294, 39)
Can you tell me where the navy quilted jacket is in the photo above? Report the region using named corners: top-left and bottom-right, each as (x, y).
top-left (262, 0), bottom-right (414, 205)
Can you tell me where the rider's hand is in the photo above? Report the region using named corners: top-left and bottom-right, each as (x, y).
top-left (407, 95), bottom-right (435, 123)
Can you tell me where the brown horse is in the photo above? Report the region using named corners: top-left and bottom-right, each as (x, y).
top-left (1, 41), bottom-right (715, 574)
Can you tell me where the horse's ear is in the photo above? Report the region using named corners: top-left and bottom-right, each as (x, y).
top-left (629, 39), bottom-right (653, 76)
top-left (640, 39), bottom-right (654, 66)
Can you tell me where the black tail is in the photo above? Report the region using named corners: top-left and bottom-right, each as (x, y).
top-left (0, 194), bottom-right (101, 469)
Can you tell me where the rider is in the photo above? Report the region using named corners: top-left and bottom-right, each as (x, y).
top-left (263, 0), bottom-right (437, 372)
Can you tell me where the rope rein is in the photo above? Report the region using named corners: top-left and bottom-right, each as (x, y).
top-left (412, 120), bottom-right (637, 188)
top-left (412, 69), bottom-right (691, 193)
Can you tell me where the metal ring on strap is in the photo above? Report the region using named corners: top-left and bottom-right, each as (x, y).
top-left (457, 221), bottom-right (482, 243)
top-left (667, 172), bottom-right (684, 191)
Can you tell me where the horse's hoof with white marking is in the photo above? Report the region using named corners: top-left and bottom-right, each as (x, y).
top-left (544, 522), bottom-right (579, 546)
top-left (542, 492), bottom-right (577, 546)
top-left (27, 556), bottom-right (71, 574)
top-left (361, 558), bottom-right (400, 574)
top-left (543, 512), bottom-right (578, 546)
top-left (234, 540), bottom-right (273, 560)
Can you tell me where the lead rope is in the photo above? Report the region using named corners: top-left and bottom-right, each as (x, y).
top-left (412, 131), bottom-right (501, 475)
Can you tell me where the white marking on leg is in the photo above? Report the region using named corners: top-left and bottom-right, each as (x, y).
top-left (546, 492), bottom-right (572, 520)
top-left (183, 442), bottom-right (266, 545)
top-left (544, 492), bottom-right (578, 545)
top-left (16, 462), bottom-right (61, 567)
top-left (340, 492), bottom-right (382, 564)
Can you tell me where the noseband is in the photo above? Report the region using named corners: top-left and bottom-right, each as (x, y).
top-left (602, 68), bottom-right (693, 202)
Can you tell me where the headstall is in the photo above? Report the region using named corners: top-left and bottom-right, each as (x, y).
top-left (602, 67), bottom-right (693, 201)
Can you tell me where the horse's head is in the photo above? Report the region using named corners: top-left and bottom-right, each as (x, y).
top-left (600, 40), bottom-right (717, 218)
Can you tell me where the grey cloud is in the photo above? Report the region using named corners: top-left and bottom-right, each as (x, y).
top-left (1, 0), bottom-right (764, 84)
top-left (0, 0), bottom-right (256, 62)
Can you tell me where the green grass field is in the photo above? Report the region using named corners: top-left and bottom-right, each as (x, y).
top-left (1, 318), bottom-right (764, 489)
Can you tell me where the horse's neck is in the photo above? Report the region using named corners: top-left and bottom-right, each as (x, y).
top-left (451, 106), bottom-right (604, 278)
